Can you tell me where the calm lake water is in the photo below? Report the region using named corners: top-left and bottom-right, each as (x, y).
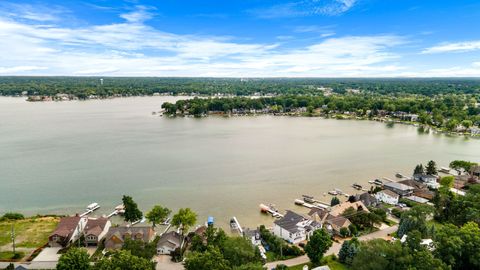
top-left (1, 96), bottom-right (479, 229)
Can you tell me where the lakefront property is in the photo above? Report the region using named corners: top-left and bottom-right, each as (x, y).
top-left (2, 159), bottom-right (480, 270)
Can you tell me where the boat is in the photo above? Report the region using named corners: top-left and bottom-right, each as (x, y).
top-left (368, 180), bottom-right (375, 184)
top-left (439, 167), bottom-right (450, 173)
top-left (373, 179), bottom-right (383, 185)
top-left (295, 199), bottom-right (305, 205)
top-left (335, 188), bottom-right (343, 195)
top-left (395, 173), bottom-right (404, 178)
top-left (115, 204), bottom-right (125, 215)
top-left (352, 183), bottom-right (362, 190)
top-left (302, 195), bottom-right (316, 203)
top-left (86, 203), bottom-right (100, 211)
top-left (328, 190), bottom-right (338, 196)
top-left (230, 218), bottom-right (239, 230)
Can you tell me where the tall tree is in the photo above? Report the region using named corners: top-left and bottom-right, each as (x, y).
top-left (426, 160), bottom-right (438, 175)
top-left (338, 237), bottom-right (360, 265)
top-left (145, 205), bottom-right (171, 227)
top-left (172, 208), bottom-right (197, 236)
top-left (304, 229), bottom-right (333, 265)
top-left (414, 164), bottom-right (425, 175)
top-left (122, 195), bottom-right (143, 223)
top-left (56, 248), bottom-right (91, 270)
top-left (331, 196), bottom-right (340, 206)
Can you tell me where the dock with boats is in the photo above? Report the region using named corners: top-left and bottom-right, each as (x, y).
top-left (259, 203), bottom-right (284, 218)
top-left (80, 203), bottom-right (100, 217)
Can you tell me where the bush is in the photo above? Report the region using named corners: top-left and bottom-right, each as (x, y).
top-left (391, 208), bottom-right (403, 218)
top-left (0, 212), bottom-right (25, 221)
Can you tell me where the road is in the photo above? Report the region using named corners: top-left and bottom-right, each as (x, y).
top-left (265, 225), bottom-right (398, 269)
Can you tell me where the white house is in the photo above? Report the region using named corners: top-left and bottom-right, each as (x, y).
top-left (157, 231), bottom-right (183, 255)
top-left (273, 211), bottom-right (318, 244)
top-left (375, 190), bottom-right (399, 205)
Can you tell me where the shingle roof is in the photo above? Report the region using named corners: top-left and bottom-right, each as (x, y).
top-left (330, 201), bottom-right (370, 216)
top-left (157, 231), bottom-right (182, 249)
top-left (50, 216), bottom-right (81, 238)
top-left (106, 226), bottom-right (155, 244)
top-left (380, 189), bottom-right (400, 199)
top-left (85, 217), bottom-right (109, 237)
top-left (384, 182), bottom-right (414, 191)
top-left (274, 210), bottom-right (305, 233)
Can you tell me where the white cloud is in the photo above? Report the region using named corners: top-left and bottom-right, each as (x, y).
top-left (0, 5), bottom-right (408, 77)
top-left (0, 66), bottom-right (47, 74)
top-left (119, 5), bottom-right (154, 23)
top-left (422, 40), bottom-right (480, 54)
top-left (251, 0), bottom-right (357, 19)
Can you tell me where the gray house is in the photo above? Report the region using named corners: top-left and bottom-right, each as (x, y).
top-left (383, 182), bottom-right (414, 196)
top-left (157, 231), bottom-right (183, 255)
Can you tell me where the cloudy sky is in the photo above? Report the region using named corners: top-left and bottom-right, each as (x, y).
top-left (1, 0), bottom-right (480, 77)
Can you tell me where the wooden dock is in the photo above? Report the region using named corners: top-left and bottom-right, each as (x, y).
top-left (231, 216), bottom-right (243, 235)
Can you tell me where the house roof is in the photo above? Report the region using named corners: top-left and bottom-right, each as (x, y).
top-left (274, 210), bottom-right (305, 233)
top-left (404, 195), bottom-right (429, 204)
top-left (157, 231), bottom-right (182, 250)
top-left (85, 217), bottom-right (109, 237)
top-left (106, 226), bottom-right (155, 244)
top-left (326, 214), bottom-right (351, 231)
top-left (358, 192), bottom-right (378, 206)
top-left (330, 201), bottom-right (370, 217)
top-left (50, 216), bottom-right (81, 238)
top-left (384, 182), bottom-right (414, 192)
top-left (398, 179), bottom-right (427, 191)
top-left (379, 189), bottom-right (400, 199)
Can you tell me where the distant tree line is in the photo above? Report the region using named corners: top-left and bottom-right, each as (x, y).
top-left (1, 77), bottom-right (480, 97)
top-left (162, 94), bottom-right (480, 130)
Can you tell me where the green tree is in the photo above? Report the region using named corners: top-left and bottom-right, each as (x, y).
top-left (339, 227), bottom-right (350, 238)
top-left (414, 164), bottom-right (425, 175)
top-left (331, 196), bottom-right (340, 206)
top-left (304, 229), bottom-right (333, 265)
top-left (397, 205), bottom-right (434, 237)
top-left (122, 238), bottom-right (156, 259)
top-left (338, 237), bottom-right (360, 265)
top-left (351, 239), bottom-right (411, 270)
top-left (426, 160), bottom-right (437, 175)
top-left (461, 119), bottom-right (473, 129)
top-left (172, 208), bottom-right (197, 236)
top-left (93, 250), bottom-right (155, 270)
top-left (222, 237), bottom-right (262, 267)
top-left (146, 205), bottom-right (171, 227)
top-left (122, 195), bottom-right (143, 223)
top-left (449, 160), bottom-right (477, 174)
top-left (56, 248), bottom-right (91, 270)
top-left (184, 247), bottom-right (230, 270)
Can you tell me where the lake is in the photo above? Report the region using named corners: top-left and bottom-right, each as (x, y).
top-left (1, 96), bottom-right (479, 229)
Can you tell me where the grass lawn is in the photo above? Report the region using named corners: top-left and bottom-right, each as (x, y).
top-left (0, 217), bottom-right (59, 248)
top-left (265, 251), bottom-right (297, 262)
top-left (0, 251), bottom-right (25, 260)
top-left (384, 219), bottom-right (397, 226)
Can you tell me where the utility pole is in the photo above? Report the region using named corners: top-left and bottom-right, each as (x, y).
top-left (11, 224), bottom-right (16, 255)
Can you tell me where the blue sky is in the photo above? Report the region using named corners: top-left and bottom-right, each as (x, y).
top-left (0, 0), bottom-right (480, 77)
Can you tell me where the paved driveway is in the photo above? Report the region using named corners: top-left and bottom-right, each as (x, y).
top-left (155, 255), bottom-right (184, 270)
top-left (32, 247), bottom-right (61, 262)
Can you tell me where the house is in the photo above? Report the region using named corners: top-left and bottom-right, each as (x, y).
top-left (104, 226), bottom-right (155, 250)
top-left (375, 190), bottom-right (399, 205)
top-left (273, 211), bottom-right (319, 244)
top-left (398, 179), bottom-right (435, 200)
top-left (308, 208), bottom-right (351, 236)
top-left (243, 228), bottom-right (262, 246)
top-left (355, 192), bottom-right (378, 207)
top-left (404, 195), bottom-right (430, 204)
top-left (413, 174), bottom-right (439, 189)
top-left (383, 182), bottom-right (414, 196)
top-left (49, 215), bottom-right (88, 247)
top-left (157, 231), bottom-right (183, 255)
top-left (329, 201), bottom-right (370, 217)
top-left (312, 266), bottom-right (331, 270)
top-left (398, 179), bottom-right (427, 191)
top-left (84, 217), bottom-right (111, 246)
